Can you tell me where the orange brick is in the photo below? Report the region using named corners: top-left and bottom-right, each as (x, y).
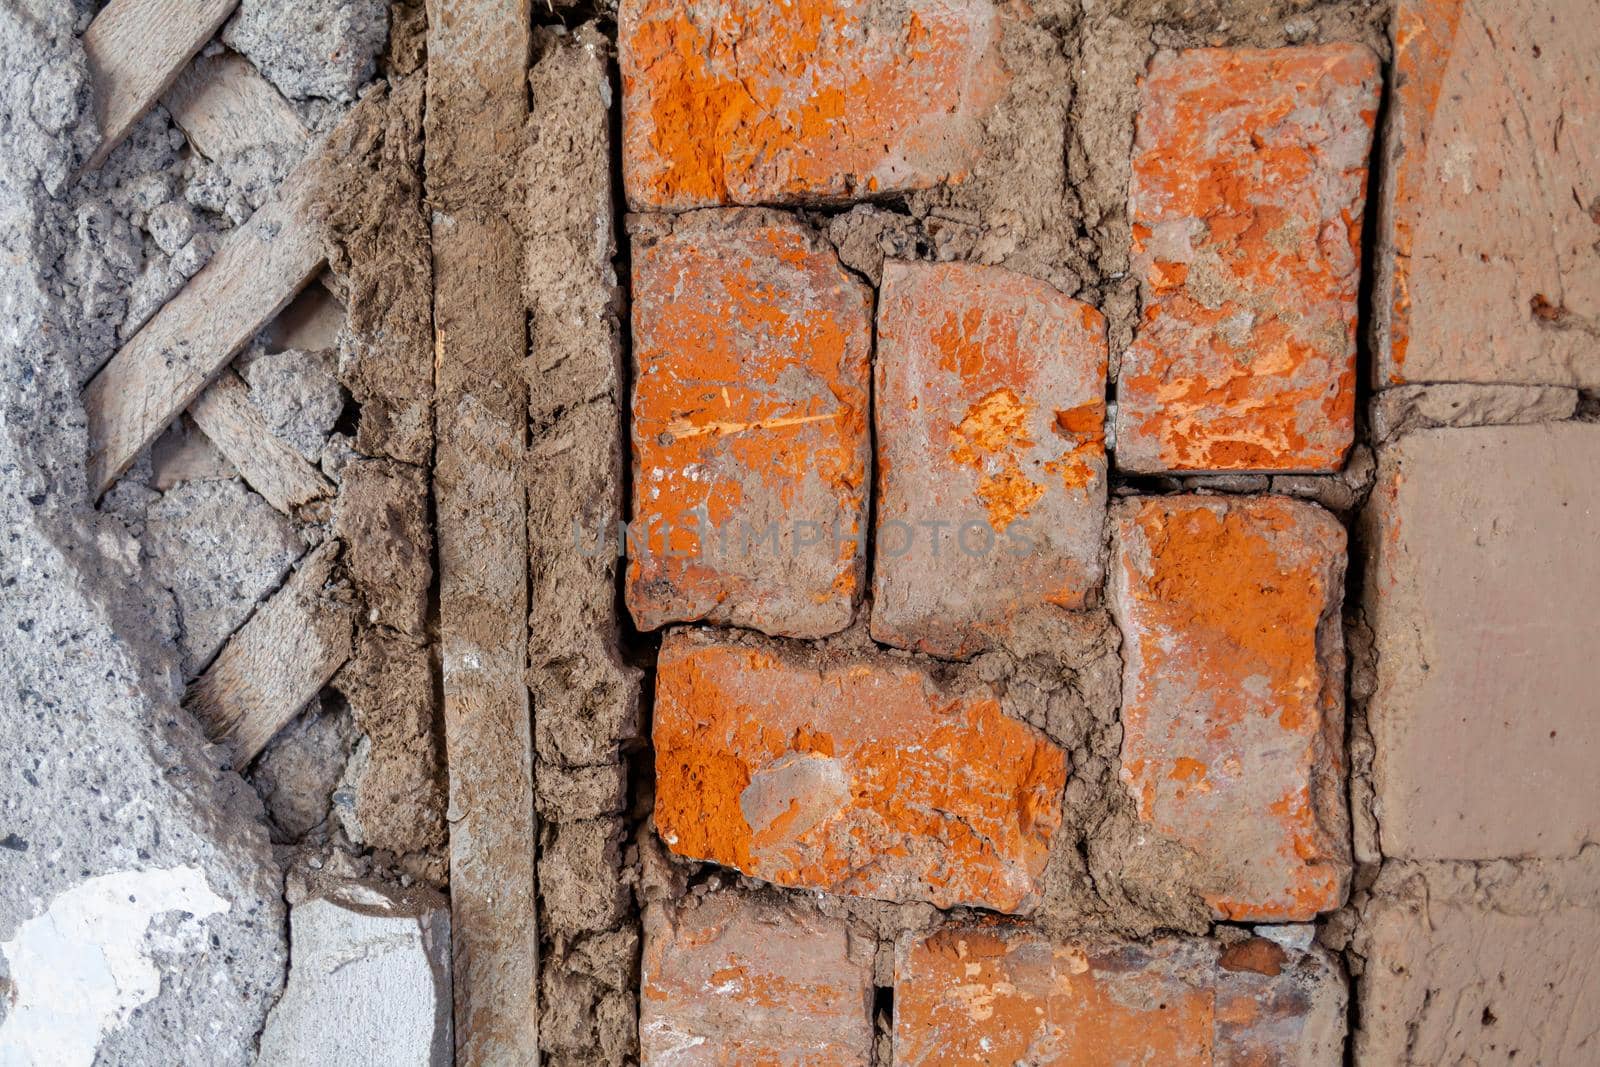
top-left (640, 893), bottom-right (874, 1064)
top-left (627, 210), bottom-right (871, 639)
top-left (618, 0), bottom-right (1007, 211)
top-left (871, 260), bottom-right (1108, 658)
top-left (1115, 46), bottom-right (1380, 473)
top-left (894, 922), bottom-right (1347, 1064)
top-left (1109, 496), bottom-right (1349, 921)
top-left (652, 630), bottom-right (1067, 913)
top-left (1375, 0), bottom-right (1600, 388)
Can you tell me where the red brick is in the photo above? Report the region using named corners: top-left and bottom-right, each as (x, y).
top-left (1115, 46), bottom-right (1380, 473)
top-left (1375, 0), bottom-right (1600, 388)
top-left (871, 260), bottom-right (1108, 658)
top-left (652, 630), bottom-right (1067, 913)
top-left (619, 0), bottom-right (1007, 211)
top-left (894, 922), bottom-right (1347, 1064)
top-left (1109, 495), bottom-right (1349, 921)
top-left (627, 210), bottom-right (871, 639)
top-left (640, 893), bottom-right (874, 1064)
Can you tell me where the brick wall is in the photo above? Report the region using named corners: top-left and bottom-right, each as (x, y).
top-left (609, 0), bottom-right (1599, 1061)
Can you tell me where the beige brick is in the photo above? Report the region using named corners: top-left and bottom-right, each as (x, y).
top-left (1354, 863), bottom-right (1600, 1065)
top-left (1375, 0), bottom-right (1600, 388)
top-left (1363, 423), bottom-right (1600, 860)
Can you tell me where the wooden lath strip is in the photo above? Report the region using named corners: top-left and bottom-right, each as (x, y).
top-left (188, 369), bottom-right (334, 516)
top-left (82, 157), bottom-right (326, 495)
top-left (186, 539), bottom-right (354, 765)
top-left (81, 0), bottom-right (240, 172)
top-left (162, 49), bottom-right (310, 162)
top-left (81, 56), bottom-right (370, 496)
top-left (426, 0), bottom-right (540, 1062)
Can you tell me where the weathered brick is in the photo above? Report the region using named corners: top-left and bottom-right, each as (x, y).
top-left (1362, 423), bottom-right (1600, 861)
top-left (652, 630), bottom-right (1067, 912)
top-left (1110, 495), bottom-right (1349, 920)
top-left (1115, 45), bottom-right (1380, 473)
top-left (1375, 0), bottom-right (1600, 388)
top-left (1354, 864), bottom-right (1600, 1065)
top-left (871, 260), bottom-right (1108, 658)
top-left (627, 210), bottom-right (871, 639)
top-left (640, 893), bottom-right (874, 1064)
top-left (619, 0), bottom-right (1007, 211)
top-left (894, 922), bottom-right (1346, 1064)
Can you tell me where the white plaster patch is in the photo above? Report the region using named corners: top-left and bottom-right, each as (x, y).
top-left (0, 866), bottom-right (228, 1067)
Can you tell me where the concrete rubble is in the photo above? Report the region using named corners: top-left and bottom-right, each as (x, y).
top-left (0, 5), bottom-right (285, 1063)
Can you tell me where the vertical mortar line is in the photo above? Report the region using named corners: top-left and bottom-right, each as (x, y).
top-left (424, 1), bottom-right (540, 1063)
top-left (1340, 18), bottom-right (1399, 1064)
top-left (601, 29), bottom-right (667, 1048)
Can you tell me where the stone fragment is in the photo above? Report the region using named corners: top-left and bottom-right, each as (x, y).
top-left (894, 922), bottom-right (1346, 1064)
top-left (652, 630), bottom-right (1067, 912)
top-left (639, 893), bottom-right (874, 1065)
top-left (250, 694), bottom-right (355, 840)
top-left (256, 879), bottom-right (452, 1067)
top-left (627, 210), bottom-right (871, 639)
top-left (1362, 423), bottom-right (1600, 860)
top-left (223, 0), bottom-right (390, 103)
top-left (619, 0), bottom-right (1007, 210)
top-left (1110, 495), bottom-right (1349, 920)
top-left (872, 260), bottom-right (1108, 658)
top-left (1369, 382), bottom-right (1579, 443)
top-left (242, 347), bottom-right (345, 461)
top-left (1, 7), bottom-right (286, 1060)
top-left (141, 478), bottom-right (302, 676)
top-left (1116, 45), bottom-right (1380, 472)
top-left (1374, 0), bottom-right (1600, 388)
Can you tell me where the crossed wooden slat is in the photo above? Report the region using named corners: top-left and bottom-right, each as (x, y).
top-left (78, 5), bottom-right (542, 1063)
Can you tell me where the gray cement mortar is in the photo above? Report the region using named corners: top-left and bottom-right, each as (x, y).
top-left (0, 4), bottom-right (287, 1064)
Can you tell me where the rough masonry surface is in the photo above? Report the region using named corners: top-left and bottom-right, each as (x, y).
top-left (1111, 495), bottom-right (1350, 921)
top-left (652, 630), bottom-right (1068, 913)
top-left (628, 209), bottom-right (871, 639)
top-left (1116, 45), bottom-right (1380, 473)
top-left (872, 259), bottom-right (1108, 659)
top-left (894, 921), bottom-right (1347, 1064)
top-left (639, 892), bottom-right (875, 1064)
top-left (619, 0), bottom-right (1007, 210)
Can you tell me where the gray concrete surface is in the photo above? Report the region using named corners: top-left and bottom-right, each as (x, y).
top-left (0, 4), bottom-right (287, 1063)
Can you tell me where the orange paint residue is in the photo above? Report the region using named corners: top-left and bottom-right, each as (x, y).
top-left (626, 214), bottom-right (870, 632)
top-left (1117, 497), bottom-right (1346, 920)
top-left (1120, 45), bottom-right (1377, 472)
top-left (932, 306), bottom-right (991, 383)
top-left (1045, 399), bottom-right (1107, 492)
top-left (1384, 0), bottom-right (1467, 377)
top-left (651, 635), bottom-right (1067, 913)
top-left (621, 0), bottom-right (1007, 209)
top-left (949, 388), bottom-right (1046, 531)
